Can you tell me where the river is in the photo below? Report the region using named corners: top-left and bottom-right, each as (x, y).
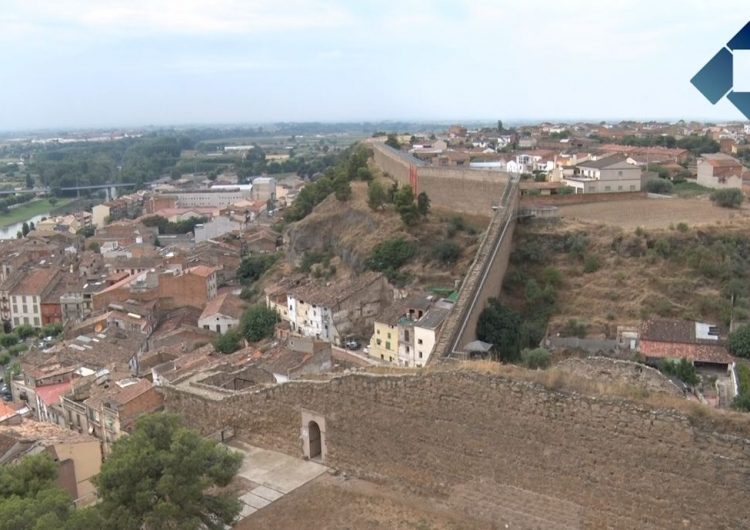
top-left (0, 212), bottom-right (51, 240)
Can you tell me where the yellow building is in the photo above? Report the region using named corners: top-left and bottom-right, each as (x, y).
top-left (368, 304), bottom-right (409, 363)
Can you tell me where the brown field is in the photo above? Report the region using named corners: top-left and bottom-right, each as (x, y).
top-left (237, 474), bottom-right (476, 530)
top-left (558, 197), bottom-right (750, 229)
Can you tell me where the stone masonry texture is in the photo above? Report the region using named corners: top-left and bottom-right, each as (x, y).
top-left (162, 370), bottom-right (750, 529)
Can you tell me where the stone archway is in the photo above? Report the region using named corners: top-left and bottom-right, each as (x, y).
top-left (301, 409), bottom-right (326, 462)
top-left (308, 421), bottom-right (321, 459)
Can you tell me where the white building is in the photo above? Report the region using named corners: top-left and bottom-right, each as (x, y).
top-left (194, 216), bottom-right (242, 243)
top-left (164, 188), bottom-right (253, 209)
top-left (198, 292), bottom-right (245, 334)
top-left (564, 154), bottom-right (642, 194)
top-left (286, 295), bottom-right (337, 343)
top-left (696, 153), bottom-right (744, 190)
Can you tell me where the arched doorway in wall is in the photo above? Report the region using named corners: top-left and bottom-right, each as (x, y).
top-left (301, 409), bottom-right (326, 462)
top-left (308, 421), bottom-right (322, 459)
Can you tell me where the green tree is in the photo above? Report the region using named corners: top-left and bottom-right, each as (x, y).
top-left (94, 413), bottom-right (242, 530)
top-left (0, 453), bottom-right (104, 530)
top-left (241, 305), bottom-right (279, 342)
top-left (367, 180), bottom-right (386, 211)
top-left (88, 242), bottom-right (100, 253)
top-left (213, 329), bottom-right (242, 354)
top-left (476, 298), bottom-right (522, 362)
top-left (332, 173), bottom-right (352, 201)
top-left (710, 188), bottom-right (743, 208)
top-left (21, 222), bottom-right (29, 237)
top-left (394, 185), bottom-right (419, 226)
top-left (728, 325), bottom-right (750, 358)
top-left (237, 254), bottom-right (278, 285)
top-left (385, 134), bottom-right (401, 149)
top-left (0, 334), bottom-right (19, 348)
top-left (416, 192), bottom-right (431, 217)
top-left (14, 325), bottom-right (34, 339)
top-left (521, 348), bottom-right (551, 369)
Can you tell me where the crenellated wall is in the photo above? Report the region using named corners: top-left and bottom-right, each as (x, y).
top-left (162, 370), bottom-right (750, 529)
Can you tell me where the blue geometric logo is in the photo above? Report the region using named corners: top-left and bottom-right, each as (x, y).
top-left (692, 22), bottom-right (750, 119)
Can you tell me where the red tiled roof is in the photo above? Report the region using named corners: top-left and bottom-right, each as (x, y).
top-left (36, 381), bottom-right (73, 406)
top-left (189, 265), bottom-right (217, 277)
top-left (640, 340), bottom-right (734, 365)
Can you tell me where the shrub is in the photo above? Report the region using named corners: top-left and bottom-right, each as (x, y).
top-left (728, 325), bottom-right (750, 358)
top-left (521, 348), bottom-right (551, 369)
top-left (660, 358), bottom-right (699, 386)
top-left (476, 298), bottom-right (521, 362)
top-left (368, 238), bottom-right (416, 272)
top-left (558, 186), bottom-right (575, 195)
top-left (213, 329), bottom-right (242, 354)
top-left (0, 334), bottom-right (18, 348)
top-left (238, 254), bottom-right (278, 285)
top-left (583, 255), bottom-right (600, 273)
top-left (8, 344), bottom-right (26, 356)
top-left (14, 324), bottom-right (35, 339)
top-left (541, 266), bottom-right (563, 288)
top-left (676, 222), bottom-right (689, 232)
top-left (654, 238), bottom-right (671, 258)
top-left (644, 178), bottom-right (674, 194)
top-left (560, 319), bottom-right (587, 338)
top-left (432, 241), bottom-right (461, 265)
top-left (710, 188), bottom-right (744, 208)
top-left (241, 305), bottom-right (279, 342)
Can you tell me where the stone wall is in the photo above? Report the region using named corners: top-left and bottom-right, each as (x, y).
top-left (372, 143), bottom-right (510, 214)
top-left (162, 370), bottom-right (750, 529)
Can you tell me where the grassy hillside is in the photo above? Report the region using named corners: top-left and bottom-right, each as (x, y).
top-left (502, 218), bottom-right (750, 339)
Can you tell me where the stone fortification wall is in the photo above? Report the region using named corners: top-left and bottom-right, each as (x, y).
top-left (162, 369), bottom-right (750, 529)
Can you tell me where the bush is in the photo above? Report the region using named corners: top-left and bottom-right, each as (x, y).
top-left (541, 266), bottom-right (563, 288)
top-left (660, 358), bottom-right (699, 386)
top-left (558, 186), bottom-right (575, 195)
top-left (432, 241), bottom-right (461, 265)
top-left (583, 255), bottom-right (600, 273)
top-left (521, 348), bottom-right (551, 369)
top-left (476, 298), bottom-right (522, 362)
top-left (0, 334), bottom-right (19, 348)
top-left (41, 322), bottom-right (63, 338)
top-left (728, 325), bottom-right (750, 358)
top-left (238, 254), bottom-right (278, 285)
top-left (241, 305), bottom-right (279, 342)
top-left (676, 222), bottom-right (689, 232)
top-left (213, 329), bottom-right (242, 354)
top-left (644, 178), bottom-right (674, 194)
top-left (710, 188), bottom-right (744, 208)
top-left (14, 324), bottom-right (35, 339)
top-left (367, 238), bottom-right (416, 273)
top-left (7, 344), bottom-right (26, 356)
top-left (560, 319), bottom-right (587, 338)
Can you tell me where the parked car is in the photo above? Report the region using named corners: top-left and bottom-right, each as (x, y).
top-left (344, 340), bottom-right (360, 350)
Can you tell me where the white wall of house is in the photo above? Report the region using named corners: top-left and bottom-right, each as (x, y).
top-left (11, 294), bottom-right (41, 328)
top-left (413, 326), bottom-right (438, 367)
top-left (286, 295), bottom-right (336, 342)
top-left (697, 162), bottom-right (743, 189)
top-left (198, 313), bottom-right (239, 334)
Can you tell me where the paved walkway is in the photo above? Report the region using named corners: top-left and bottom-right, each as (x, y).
top-left (228, 441), bottom-right (327, 521)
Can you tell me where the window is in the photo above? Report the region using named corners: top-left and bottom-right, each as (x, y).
top-left (203, 325), bottom-right (209, 330)
top-left (23, 317), bottom-right (28, 325)
top-left (618, 186), bottom-right (622, 191)
top-left (417, 339), bottom-right (423, 345)
top-left (419, 351), bottom-right (423, 358)
top-left (387, 333), bottom-right (391, 339)
top-left (22, 305), bottom-right (27, 314)
top-left (376, 339), bottom-right (382, 346)
top-left (385, 341), bottom-right (391, 350)
top-left (618, 170), bottom-right (623, 176)
top-left (630, 185), bottom-right (636, 191)
top-left (604, 186), bottom-right (611, 192)
top-left (33, 317), bottom-right (39, 326)
top-left (406, 346), bottom-right (410, 353)
top-left (13, 318), bottom-right (18, 326)
top-left (376, 329), bottom-right (380, 334)
top-left (380, 354), bottom-right (384, 360)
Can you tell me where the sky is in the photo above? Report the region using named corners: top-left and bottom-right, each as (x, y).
top-left (2, 0), bottom-right (750, 130)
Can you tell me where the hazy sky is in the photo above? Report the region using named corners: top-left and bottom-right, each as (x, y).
top-left (2, 0), bottom-right (750, 130)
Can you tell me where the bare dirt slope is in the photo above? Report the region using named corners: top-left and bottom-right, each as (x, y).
top-left (558, 197), bottom-right (750, 229)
